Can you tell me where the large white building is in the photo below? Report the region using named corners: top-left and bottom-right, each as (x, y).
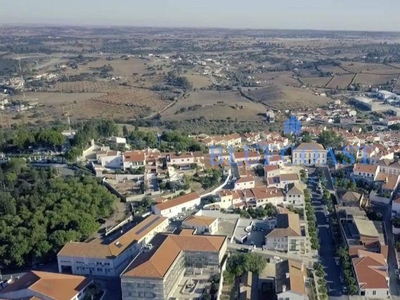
top-left (151, 192), bottom-right (201, 218)
top-left (57, 215), bottom-right (169, 277)
top-left (292, 143), bottom-right (327, 166)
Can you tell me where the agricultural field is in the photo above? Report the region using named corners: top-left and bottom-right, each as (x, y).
top-left (49, 81), bottom-right (124, 93)
top-left (63, 57), bottom-right (169, 77)
top-left (340, 62), bottom-right (400, 74)
top-left (326, 74), bottom-right (355, 89)
top-left (319, 64), bottom-right (347, 75)
top-left (245, 86), bottom-right (330, 110)
top-left (71, 89), bottom-right (171, 121)
top-left (253, 71), bottom-right (299, 87)
top-left (353, 74), bottom-right (397, 87)
top-left (161, 90), bottom-right (266, 121)
top-left (301, 77), bottom-right (333, 88)
top-left (20, 92), bottom-right (106, 106)
top-left (184, 74), bottom-right (213, 89)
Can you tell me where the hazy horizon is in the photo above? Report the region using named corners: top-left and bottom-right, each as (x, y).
top-left (2, 0), bottom-right (400, 32)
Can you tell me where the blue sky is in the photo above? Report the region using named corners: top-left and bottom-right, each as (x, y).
top-left (2, 0), bottom-right (399, 31)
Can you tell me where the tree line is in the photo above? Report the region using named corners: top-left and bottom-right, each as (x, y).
top-left (0, 159), bottom-right (117, 268)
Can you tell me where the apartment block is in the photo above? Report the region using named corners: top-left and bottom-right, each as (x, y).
top-left (121, 230), bottom-right (227, 300)
top-left (57, 215), bottom-right (169, 277)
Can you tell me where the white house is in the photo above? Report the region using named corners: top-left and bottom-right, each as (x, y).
top-left (352, 250), bottom-right (389, 299)
top-left (123, 151), bottom-right (146, 169)
top-left (292, 143), bottom-right (327, 165)
top-left (248, 187), bottom-right (285, 207)
top-left (234, 176), bottom-right (255, 190)
top-left (57, 215), bottom-right (168, 277)
top-left (152, 192), bottom-right (201, 218)
top-left (97, 151), bottom-right (123, 169)
top-left (352, 164), bottom-right (379, 181)
top-left (166, 152), bottom-right (195, 166)
top-left (285, 182), bottom-right (305, 207)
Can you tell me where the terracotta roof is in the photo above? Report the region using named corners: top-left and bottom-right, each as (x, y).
top-left (251, 187), bottom-right (283, 200)
top-left (178, 228), bottom-right (197, 236)
top-left (353, 251), bottom-right (388, 290)
top-left (124, 151), bottom-right (145, 162)
top-left (266, 213), bottom-right (301, 238)
top-left (105, 150), bottom-right (118, 157)
top-left (169, 152), bottom-right (193, 159)
top-left (295, 142), bottom-right (325, 151)
top-left (236, 176), bottom-right (255, 184)
top-left (264, 165), bottom-right (279, 172)
top-left (280, 173), bottom-right (299, 181)
top-left (234, 151), bottom-right (259, 160)
top-left (288, 260), bottom-right (307, 295)
top-left (183, 215), bottom-right (217, 227)
top-left (57, 215), bottom-right (167, 258)
top-left (382, 174), bottom-right (400, 191)
top-left (268, 155), bottom-right (283, 162)
top-left (153, 192), bottom-right (200, 212)
top-left (286, 182), bottom-right (305, 195)
top-left (341, 191), bottom-right (362, 202)
top-left (353, 163), bottom-right (378, 174)
top-left (122, 233), bottom-right (227, 279)
top-left (0, 271), bottom-right (91, 300)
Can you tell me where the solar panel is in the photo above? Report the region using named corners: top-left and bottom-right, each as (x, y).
top-left (135, 216), bottom-right (161, 235)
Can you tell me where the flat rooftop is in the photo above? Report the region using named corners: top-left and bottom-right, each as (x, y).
top-left (233, 219), bottom-right (252, 242)
top-left (353, 218), bottom-right (380, 238)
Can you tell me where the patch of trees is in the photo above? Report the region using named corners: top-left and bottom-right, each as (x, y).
top-left (317, 130), bottom-right (344, 149)
top-left (0, 159), bottom-right (117, 268)
top-left (0, 127), bottom-right (66, 153)
top-left (65, 119), bottom-right (118, 162)
top-left (337, 246), bottom-right (359, 295)
top-left (224, 252), bottom-right (267, 284)
top-left (175, 105), bottom-right (202, 114)
top-left (0, 58), bottom-right (19, 76)
top-left (233, 203), bottom-right (276, 219)
top-left (165, 72), bottom-right (193, 90)
top-left (305, 189), bottom-right (320, 250)
top-left (194, 168), bottom-right (223, 189)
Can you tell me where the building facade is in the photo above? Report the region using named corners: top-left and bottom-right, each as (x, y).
top-left (57, 215), bottom-right (169, 277)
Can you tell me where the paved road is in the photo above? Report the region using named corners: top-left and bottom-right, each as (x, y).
top-left (308, 170), bottom-right (347, 300)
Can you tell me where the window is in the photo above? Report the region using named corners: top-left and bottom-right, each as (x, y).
top-left (373, 291), bottom-right (376, 296)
